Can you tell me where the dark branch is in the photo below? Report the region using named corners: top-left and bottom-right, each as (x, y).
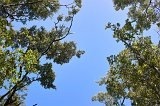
top-left (39, 15), bottom-right (74, 59)
top-left (121, 39), bottom-right (160, 76)
top-left (145, 0), bottom-right (152, 14)
top-left (0, 72), bottom-right (28, 104)
top-left (121, 97), bottom-right (125, 106)
top-left (0, 0), bottom-right (75, 21)
top-left (1, 1), bottom-right (74, 8)
top-left (1, 0), bottom-right (43, 8)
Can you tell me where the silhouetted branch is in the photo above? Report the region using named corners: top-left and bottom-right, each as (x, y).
top-left (40, 15), bottom-right (74, 58)
top-left (121, 97), bottom-right (125, 106)
top-left (0, 72), bottom-right (28, 104)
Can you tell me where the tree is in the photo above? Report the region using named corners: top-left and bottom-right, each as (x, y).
top-left (93, 0), bottom-right (160, 106)
top-left (0, 0), bottom-right (84, 105)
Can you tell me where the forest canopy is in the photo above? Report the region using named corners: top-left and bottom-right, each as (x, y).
top-left (0, 0), bottom-right (84, 105)
top-left (93, 0), bottom-right (160, 106)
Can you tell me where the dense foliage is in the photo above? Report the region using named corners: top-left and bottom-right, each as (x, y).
top-left (0, 0), bottom-right (84, 105)
top-left (93, 0), bottom-right (160, 106)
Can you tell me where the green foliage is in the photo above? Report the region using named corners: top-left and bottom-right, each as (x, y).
top-left (0, 0), bottom-right (84, 105)
top-left (1, 0), bottom-right (60, 23)
top-left (39, 63), bottom-right (56, 89)
top-left (94, 0), bottom-right (160, 106)
top-left (92, 92), bottom-right (119, 106)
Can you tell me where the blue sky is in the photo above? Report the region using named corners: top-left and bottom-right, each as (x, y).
top-left (21, 0), bottom-right (159, 106)
top-left (24, 0), bottom-right (126, 106)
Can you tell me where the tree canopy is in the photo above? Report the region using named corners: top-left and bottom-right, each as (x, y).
top-left (0, 0), bottom-right (84, 105)
top-left (93, 0), bottom-right (160, 106)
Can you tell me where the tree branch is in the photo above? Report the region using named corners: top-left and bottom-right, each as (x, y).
top-left (0, 0), bottom-right (74, 21)
top-left (39, 15), bottom-right (74, 59)
top-left (0, 72), bottom-right (28, 104)
top-left (121, 39), bottom-right (160, 75)
top-left (121, 97), bottom-right (125, 106)
top-left (1, 0), bottom-right (74, 8)
top-left (1, 0), bottom-right (43, 8)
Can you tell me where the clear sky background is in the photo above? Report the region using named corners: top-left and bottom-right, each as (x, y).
top-left (24, 0), bottom-right (127, 106)
top-left (15, 0), bottom-right (159, 106)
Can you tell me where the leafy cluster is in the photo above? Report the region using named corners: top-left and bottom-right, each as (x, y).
top-left (0, 0), bottom-right (84, 105)
top-left (94, 0), bottom-right (160, 106)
